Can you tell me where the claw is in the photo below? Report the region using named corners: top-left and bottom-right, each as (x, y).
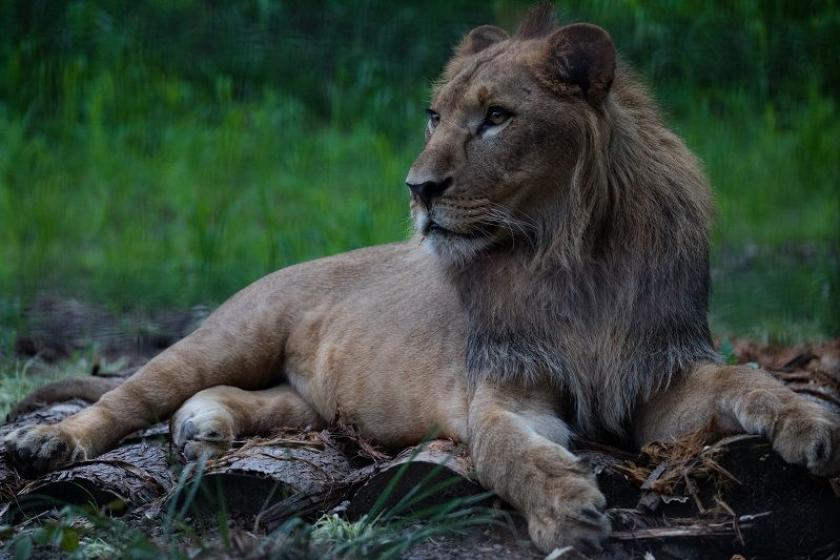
top-left (181, 419), bottom-right (198, 441)
top-left (571, 505), bottom-right (609, 528)
top-left (577, 535), bottom-right (604, 555)
top-left (4, 425), bottom-right (84, 477)
top-left (171, 411), bottom-right (234, 461)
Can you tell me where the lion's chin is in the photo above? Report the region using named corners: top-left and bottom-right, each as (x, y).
top-left (421, 228), bottom-right (494, 268)
top-left (412, 210), bottom-right (494, 267)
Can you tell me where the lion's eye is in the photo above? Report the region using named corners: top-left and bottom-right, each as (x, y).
top-left (484, 106), bottom-right (511, 127)
top-left (426, 109), bottom-right (440, 130)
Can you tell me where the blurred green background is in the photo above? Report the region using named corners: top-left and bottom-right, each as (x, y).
top-left (0, 0), bottom-right (838, 344)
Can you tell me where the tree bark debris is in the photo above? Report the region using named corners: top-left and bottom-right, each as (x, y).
top-left (172, 433), bottom-right (354, 521)
top-left (9, 440), bottom-right (173, 522)
top-left (346, 439), bottom-right (484, 520)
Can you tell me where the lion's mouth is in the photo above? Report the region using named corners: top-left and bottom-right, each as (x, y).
top-left (424, 220), bottom-right (486, 239)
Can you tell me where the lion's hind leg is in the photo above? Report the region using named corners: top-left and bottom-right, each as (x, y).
top-left (634, 364), bottom-right (840, 476)
top-left (171, 385), bottom-right (324, 460)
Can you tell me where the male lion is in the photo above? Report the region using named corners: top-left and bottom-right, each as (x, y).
top-left (6, 5), bottom-right (840, 553)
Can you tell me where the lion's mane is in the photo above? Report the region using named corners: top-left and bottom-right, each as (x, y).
top-left (452, 8), bottom-right (720, 438)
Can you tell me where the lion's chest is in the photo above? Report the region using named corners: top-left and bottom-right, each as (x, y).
top-left (283, 278), bottom-right (471, 446)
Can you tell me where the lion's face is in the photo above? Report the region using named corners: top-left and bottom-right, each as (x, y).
top-left (405, 23), bottom-right (615, 266)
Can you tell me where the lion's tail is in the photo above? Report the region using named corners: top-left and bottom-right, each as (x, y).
top-left (8, 376), bottom-right (124, 421)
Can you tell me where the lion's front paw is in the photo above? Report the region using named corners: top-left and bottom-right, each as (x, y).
top-left (772, 404), bottom-right (840, 477)
top-left (524, 462), bottom-right (611, 554)
top-left (4, 424), bottom-right (88, 477)
top-left (171, 405), bottom-right (234, 461)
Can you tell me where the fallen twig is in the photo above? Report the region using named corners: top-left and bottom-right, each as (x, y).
top-left (611, 512), bottom-right (772, 541)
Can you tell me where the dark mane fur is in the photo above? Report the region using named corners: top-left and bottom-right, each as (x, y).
top-left (447, 34), bottom-right (720, 438)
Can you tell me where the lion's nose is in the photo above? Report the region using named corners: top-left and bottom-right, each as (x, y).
top-left (406, 177), bottom-right (452, 208)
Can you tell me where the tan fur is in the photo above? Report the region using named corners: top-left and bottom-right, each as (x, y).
top-left (6, 6), bottom-right (839, 553)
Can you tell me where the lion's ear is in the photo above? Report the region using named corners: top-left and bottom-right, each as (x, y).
top-left (539, 23), bottom-right (616, 106)
top-left (456, 25), bottom-right (510, 57)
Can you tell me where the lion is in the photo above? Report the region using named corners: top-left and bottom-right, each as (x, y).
top-left (6, 5), bottom-right (840, 553)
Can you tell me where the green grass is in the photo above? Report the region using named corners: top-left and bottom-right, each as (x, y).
top-left (0, 0), bottom-right (840, 342)
top-left (0, 0), bottom-right (837, 339)
top-left (0, 92), bottom-right (413, 309)
top-left (680, 92), bottom-right (840, 339)
top-left (0, 357), bottom-right (89, 417)
top-left (1, 85), bottom-right (837, 338)
top-left (680, 92), bottom-right (839, 249)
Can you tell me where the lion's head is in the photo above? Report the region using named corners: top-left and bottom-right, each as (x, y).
top-left (406, 5), bottom-right (711, 271)
top-left (407, 5), bottom-right (718, 437)
top-left (406, 6), bottom-right (618, 266)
